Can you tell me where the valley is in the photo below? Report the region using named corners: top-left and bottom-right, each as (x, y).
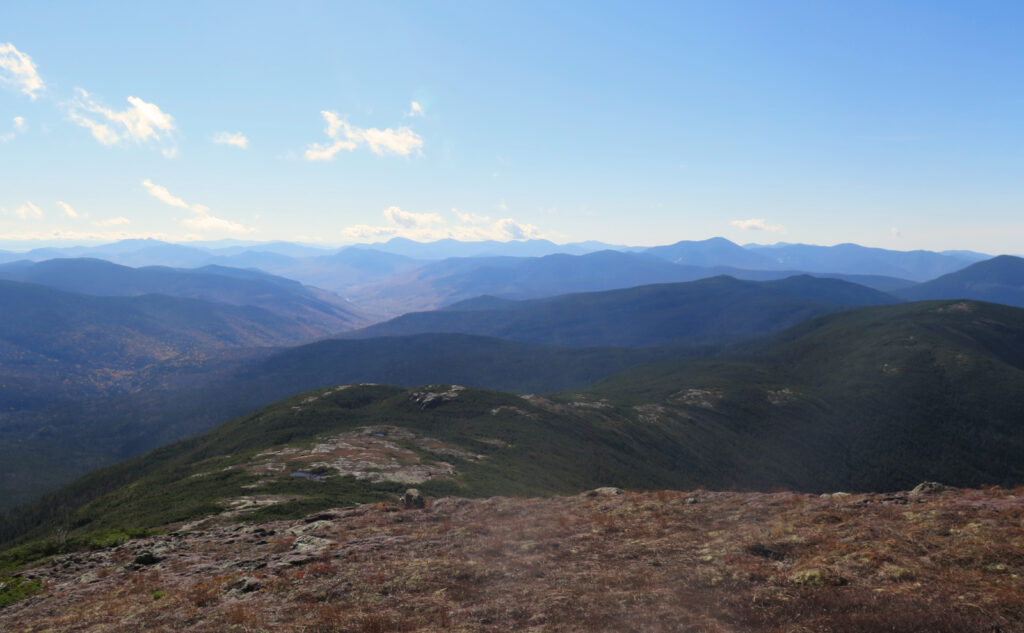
top-left (1, 237), bottom-right (1023, 631)
top-left (1, 239), bottom-right (1023, 512)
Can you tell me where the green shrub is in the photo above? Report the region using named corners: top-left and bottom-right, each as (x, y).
top-left (0, 576), bottom-right (43, 609)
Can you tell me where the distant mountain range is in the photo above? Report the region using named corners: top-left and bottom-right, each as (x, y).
top-left (0, 237), bottom-right (997, 312)
top-left (742, 242), bottom-right (991, 279)
top-left (345, 236), bottom-right (632, 259)
top-left (641, 237), bottom-right (989, 280)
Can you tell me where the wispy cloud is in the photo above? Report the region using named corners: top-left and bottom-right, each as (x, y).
top-left (452, 208), bottom-right (491, 225)
top-left (340, 206), bottom-right (544, 242)
top-left (69, 89), bottom-right (176, 155)
top-left (0, 43), bottom-right (43, 100)
top-left (407, 101), bottom-right (424, 117)
top-left (1, 116), bottom-right (26, 143)
top-left (213, 131), bottom-right (249, 149)
top-left (141, 179), bottom-right (254, 235)
top-left (94, 216), bottom-right (130, 226)
top-left (0, 228), bottom-right (177, 243)
top-left (142, 179), bottom-right (200, 211)
top-left (12, 201), bottom-right (43, 220)
top-left (730, 218), bottom-right (785, 233)
top-left (305, 110), bottom-right (423, 160)
top-left (181, 213), bottom-right (253, 234)
top-left (56, 201), bottom-right (80, 219)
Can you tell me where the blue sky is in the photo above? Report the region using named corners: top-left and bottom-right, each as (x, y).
top-left (1, 1), bottom-right (1023, 252)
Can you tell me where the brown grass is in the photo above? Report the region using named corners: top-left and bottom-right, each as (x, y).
top-left (3, 488), bottom-right (1023, 632)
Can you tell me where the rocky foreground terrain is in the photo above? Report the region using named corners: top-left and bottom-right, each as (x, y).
top-left (3, 486), bottom-right (1023, 632)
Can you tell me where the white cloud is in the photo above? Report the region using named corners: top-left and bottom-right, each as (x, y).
top-left (1, 116), bottom-right (26, 142)
top-left (141, 179), bottom-right (253, 235)
top-left (452, 208), bottom-right (490, 225)
top-left (304, 110), bottom-right (423, 160)
top-left (730, 218), bottom-right (785, 233)
top-left (492, 218), bottom-right (543, 240)
top-left (340, 206), bottom-right (546, 243)
top-left (94, 216), bottom-right (130, 226)
top-left (213, 131), bottom-right (249, 149)
top-left (181, 213), bottom-right (253, 234)
top-left (56, 201), bottom-right (80, 219)
top-left (339, 223), bottom-right (399, 241)
top-left (383, 205), bottom-right (443, 228)
top-left (142, 179), bottom-right (195, 210)
top-left (68, 109), bottom-right (119, 145)
top-left (13, 201), bottom-right (43, 220)
top-left (407, 101), bottom-right (424, 117)
top-left (69, 89), bottom-right (176, 154)
top-left (0, 43), bottom-right (43, 100)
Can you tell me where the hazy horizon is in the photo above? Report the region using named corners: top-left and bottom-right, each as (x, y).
top-left (0, 234), bottom-right (1011, 258)
top-left (4, 2), bottom-right (1024, 253)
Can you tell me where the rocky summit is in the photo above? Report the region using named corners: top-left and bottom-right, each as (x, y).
top-left (3, 486), bottom-right (1023, 632)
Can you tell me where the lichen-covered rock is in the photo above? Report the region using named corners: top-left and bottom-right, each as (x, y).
top-left (133, 551), bottom-right (163, 566)
top-left (820, 491), bottom-right (851, 499)
top-left (402, 488), bottom-right (426, 509)
top-left (292, 534), bottom-right (333, 553)
top-left (790, 568), bottom-right (846, 586)
top-left (911, 481), bottom-right (948, 495)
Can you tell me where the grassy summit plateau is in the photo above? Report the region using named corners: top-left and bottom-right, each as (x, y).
top-left (2, 487), bottom-right (1022, 632)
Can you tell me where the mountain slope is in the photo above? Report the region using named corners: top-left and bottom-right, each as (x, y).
top-left (261, 248), bottom-right (426, 298)
top-left (896, 254), bottom-right (1024, 306)
top-left (0, 258), bottom-right (367, 333)
top-left (0, 332), bottom-right (675, 510)
top-left (592, 299), bottom-right (1024, 491)
top-left (347, 249), bottom-right (913, 316)
top-left (352, 275), bottom-right (899, 347)
top-left (7, 299), bottom-right (1024, 550)
top-left (346, 250), bottom-right (704, 315)
top-left (0, 279), bottom-right (347, 410)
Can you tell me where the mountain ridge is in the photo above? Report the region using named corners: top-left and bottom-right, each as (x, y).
top-left (351, 274), bottom-right (899, 347)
